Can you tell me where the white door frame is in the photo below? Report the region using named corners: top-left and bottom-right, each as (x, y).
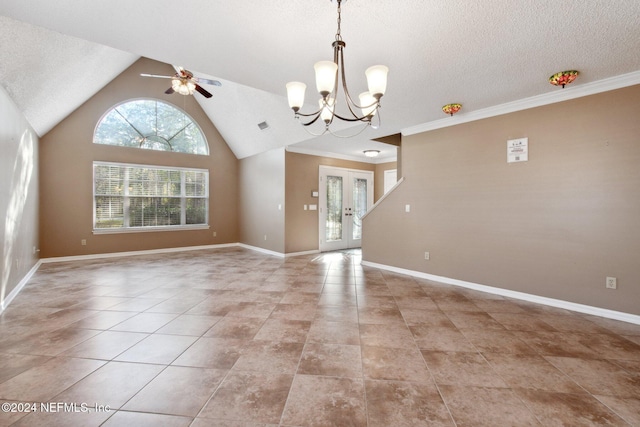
top-left (319, 165), bottom-right (374, 252)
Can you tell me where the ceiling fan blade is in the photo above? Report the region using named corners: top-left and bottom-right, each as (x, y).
top-left (140, 73), bottom-right (173, 79)
top-left (195, 84), bottom-right (213, 98)
top-left (165, 87), bottom-right (175, 95)
top-left (197, 78), bottom-right (222, 87)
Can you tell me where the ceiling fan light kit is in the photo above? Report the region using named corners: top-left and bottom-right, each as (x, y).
top-left (172, 77), bottom-right (196, 95)
top-left (286, 0), bottom-right (389, 137)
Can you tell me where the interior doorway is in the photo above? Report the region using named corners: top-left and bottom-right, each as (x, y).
top-left (319, 166), bottom-right (373, 252)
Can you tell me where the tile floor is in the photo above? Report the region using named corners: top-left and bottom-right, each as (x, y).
top-left (1, 247), bottom-right (639, 426)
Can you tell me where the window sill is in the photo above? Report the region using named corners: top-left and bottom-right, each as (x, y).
top-left (93, 225), bottom-right (210, 235)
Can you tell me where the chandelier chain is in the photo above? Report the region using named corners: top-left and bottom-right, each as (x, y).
top-left (335, 0), bottom-right (342, 41)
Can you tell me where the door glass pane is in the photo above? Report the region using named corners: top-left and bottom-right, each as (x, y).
top-left (352, 178), bottom-right (368, 240)
top-left (326, 176), bottom-right (343, 242)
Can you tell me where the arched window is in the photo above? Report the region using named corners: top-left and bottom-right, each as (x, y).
top-left (94, 99), bottom-right (209, 155)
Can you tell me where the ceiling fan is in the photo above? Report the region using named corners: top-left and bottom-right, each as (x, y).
top-left (140, 67), bottom-right (221, 98)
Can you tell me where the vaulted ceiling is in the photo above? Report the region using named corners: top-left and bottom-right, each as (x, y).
top-left (1, 1), bottom-right (639, 162)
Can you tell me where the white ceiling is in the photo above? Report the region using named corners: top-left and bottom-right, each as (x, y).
top-left (1, 0), bottom-right (639, 163)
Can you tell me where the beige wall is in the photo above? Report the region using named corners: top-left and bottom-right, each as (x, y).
top-left (39, 58), bottom-right (238, 258)
top-left (0, 85), bottom-right (39, 308)
top-left (238, 148), bottom-right (285, 253)
top-left (374, 161), bottom-right (398, 201)
top-left (363, 85), bottom-right (640, 315)
top-left (284, 151), bottom-right (395, 254)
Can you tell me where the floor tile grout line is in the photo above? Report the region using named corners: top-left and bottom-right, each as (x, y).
top-left (473, 347), bottom-right (546, 426)
top-left (277, 340), bottom-right (310, 426)
top-left (398, 284), bottom-right (459, 427)
top-left (441, 308), bottom-right (633, 425)
top-left (196, 258), bottom-right (303, 425)
top-left (190, 359), bottom-right (237, 422)
top-left (590, 394), bottom-right (636, 426)
top-left (408, 281), bottom-right (560, 425)
top-left (349, 253), bottom-right (370, 427)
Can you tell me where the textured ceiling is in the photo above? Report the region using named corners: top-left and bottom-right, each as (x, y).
top-left (0, 16), bottom-right (138, 136)
top-left (1, 0), bottom-right (639, 162)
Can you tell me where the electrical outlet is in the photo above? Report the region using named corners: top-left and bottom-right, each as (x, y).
top-left (424, 252), bottom-right (430, 260)
top-left (606, 277), bottom-right (617, 289)
top-left (213, 231), bottom-right (217, 237)
top-left (264, 234), bottom-right (267, 241)
top-left (81, 239), bottom-right (87, 246)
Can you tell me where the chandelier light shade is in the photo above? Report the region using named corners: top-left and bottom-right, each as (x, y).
top-left (286, 0), bottom-right (389, 137)
top-left (549, 70), bottom-right (579, 88)
top-left (442, 103), bottom-right (462, 116)
top-left (286, 82), bottom-right (307, 112)
top-left (359, 92), bottom-right (378, 117)
top-left (319, 98), bottom-right (336, 123)
top-left (365, 65), bottom-right (389, 98)
top-left (314, 61), bottom-right (339, 96)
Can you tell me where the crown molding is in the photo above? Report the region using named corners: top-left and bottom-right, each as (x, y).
top-left (285, 145), bottom-right (397, 164)
top-left (403, 70), bottom-right (640, 136)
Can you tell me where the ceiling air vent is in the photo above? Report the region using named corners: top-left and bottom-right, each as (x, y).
top-left (257, 121), bottom-right (270, 130)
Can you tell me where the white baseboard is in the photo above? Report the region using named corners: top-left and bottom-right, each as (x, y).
top-left (36, 242), bottom-right (317, 265)
top-left (285, 249), bottom-right (320, 258)
top-left (361, 260), bottom-right (640, 325)
top-left (4, 243), bottom-right (304, 313)
top-left (236, 244), bottom-right (319, 258)
top-left (39, 243), bottom-right (239, 264)
top-left (0, 260), bottom-right (42, 315)
top-left (238, 244), bottom-right (285, 258)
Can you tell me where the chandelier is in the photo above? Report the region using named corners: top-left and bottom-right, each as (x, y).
top-left (286, 0), bottom-right (389, 137)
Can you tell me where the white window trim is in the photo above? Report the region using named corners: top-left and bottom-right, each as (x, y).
top-left (93, 161), bottom-right (209, 234)
top-left (93, 224), bottom-right (209, 235)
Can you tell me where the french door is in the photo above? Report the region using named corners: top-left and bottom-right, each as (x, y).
top-left (319, 166), bottom-right (373, 252)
